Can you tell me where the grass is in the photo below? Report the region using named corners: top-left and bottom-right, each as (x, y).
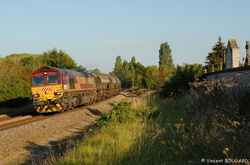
top-left (57, 121), bottom-right (145, 165)
top-left (46, 83), bottom-right (249, 165)
top-left (49, 95), bottom-right (187, 165)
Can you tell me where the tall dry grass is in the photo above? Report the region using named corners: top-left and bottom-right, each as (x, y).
top-left (47, 82), bottom-right (249, 164)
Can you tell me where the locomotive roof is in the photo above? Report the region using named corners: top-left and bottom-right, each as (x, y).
top-left (31, 66), bottom-right (94, 77)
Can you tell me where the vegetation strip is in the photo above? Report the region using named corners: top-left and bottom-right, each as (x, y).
top-left (42, 87), bottom-right (249, 164)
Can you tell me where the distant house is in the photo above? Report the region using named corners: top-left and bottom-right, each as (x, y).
top-left (225, 39), bottom-right (240, 69)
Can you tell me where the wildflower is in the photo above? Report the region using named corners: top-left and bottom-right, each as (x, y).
top-left (232, 121), bottom-right (240, 127)
top-left (223, 148), bottom-right (230, 157)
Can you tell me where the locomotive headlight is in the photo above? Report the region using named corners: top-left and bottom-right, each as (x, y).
top-left (54, 92), bottom-right (61, 95)
top-left (33, 93), bottom-right (40, 98)
top-left (54, 89), bottom-right (62, 95)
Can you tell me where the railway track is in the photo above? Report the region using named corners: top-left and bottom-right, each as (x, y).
top-left (0, 114), bottom-right (44, 132)
top-left (0, 101), bottom-right (104, 133)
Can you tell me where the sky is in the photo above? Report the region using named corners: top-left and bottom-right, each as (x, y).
top-left (0, 0), bottom-right (250, 73)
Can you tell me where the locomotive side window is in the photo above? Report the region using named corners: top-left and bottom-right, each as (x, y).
top-left (33, 76), bottom-right (45, 86)
top-left (48, 74), bottom-right (60, 84)
top-left (69, 78), bottom-right (75, 89)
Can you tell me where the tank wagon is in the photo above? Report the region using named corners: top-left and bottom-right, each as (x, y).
top-left (30, 66), bottom-right (121, 113)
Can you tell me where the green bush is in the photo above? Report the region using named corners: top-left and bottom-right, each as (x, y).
top-left (161, 63), bottom-right (204, 97)
top-left (94, 101), bottom-right (135, 126)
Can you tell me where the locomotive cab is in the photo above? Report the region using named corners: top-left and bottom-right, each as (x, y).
top-left (30, 66), bottom-right (98, 113)
top-left (31, 74), bottom-right (62, 96)
top-left (31, 66), bottom-right (65, 112)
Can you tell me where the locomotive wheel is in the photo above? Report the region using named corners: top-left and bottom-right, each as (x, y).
top-left (60, 103), bottom-right (67, 112)
top-left (66, 103), bottom-right (70, 111)
top-left (90, 98), bottom-right (94, 104)
top-left (70, 102), bottom-right (74, 110)
top-left (67, 102), bottom-right (73, 110)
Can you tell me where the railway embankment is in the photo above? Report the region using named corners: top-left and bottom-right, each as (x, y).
top-left (0, 91), bottom-right (140, 165)
top-left (51, 85), bottom-right (249, 164)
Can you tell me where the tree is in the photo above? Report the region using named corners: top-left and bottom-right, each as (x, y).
top-left (205, 36), bottom-right (226, 72)
top-left (89, 68), bottom-right (101, 73)
top-left (157, 42), bottom-right (175, 87)
top-left (131, 56), bottom-right (136, 63)
top-left (20, 55), bottom-right (44, 73)
top-left (120, 60), bottom-right (131, 88)
top-left (144, 65), bottom-right (159, 89)
top-left (76, 65), bottom-right (87, 72)
top-left (132, 61), bottom-right (145, 87)
top-left (42, 48), bottom-right (77, 69)
top-left (113, 56), bottom-right (123, 75)
top-left (159, 42), bottom-right (175, 72)
top-left (0, 57), bottom-right (32, 105)
top-left (162, 63), bottom-right (204, 97)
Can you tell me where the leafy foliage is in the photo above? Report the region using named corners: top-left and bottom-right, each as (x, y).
top-left (112, 57), bottom-right (147, 88)
top-left (161, 63), bottom-right (204, 97)
top-left (42, 48), bottom-right (77, 69)
top-left (112, 42), bottom-right (177, 89)
top-left (94, 101), bottom-right (134, 126)
top-left (159, 42), bottom-right (175, 72)
top-left (0, 50), bottom-right (87, 107)
top-left (0, 54), bottom-right (43, 105)
top-left (114, 55), bottom-right (123, 74)
top-left (205, 36), bottom-right (226, 72)
top-left (76, 65), bottom-right (87, 72)
top-left (144, 65), bottom-right (159, 89)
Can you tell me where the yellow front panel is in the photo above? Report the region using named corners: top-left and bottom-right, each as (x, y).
top-left (31, 84), bottom-right (63, 101)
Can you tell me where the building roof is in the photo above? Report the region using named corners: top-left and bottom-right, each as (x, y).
top-left (228, 39), bottom-right (239, 49)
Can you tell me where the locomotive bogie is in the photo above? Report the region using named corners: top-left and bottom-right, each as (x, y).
top-left (34, 103), bottom-right (64, 113)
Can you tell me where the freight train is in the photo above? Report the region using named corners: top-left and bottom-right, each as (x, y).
top-left (30, 66), bottom-right (121, 113)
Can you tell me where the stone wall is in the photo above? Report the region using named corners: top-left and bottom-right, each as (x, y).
top-left (204, 40), bottom-right (250, 87)
top-left (203, 66), bottom-right (250, 88)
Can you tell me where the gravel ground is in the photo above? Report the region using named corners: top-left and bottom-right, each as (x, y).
top-left (0, 93), bottom-right (134, 165)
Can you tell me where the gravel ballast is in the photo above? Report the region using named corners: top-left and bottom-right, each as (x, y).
top-left (0, 93), bottom-right (130, 164)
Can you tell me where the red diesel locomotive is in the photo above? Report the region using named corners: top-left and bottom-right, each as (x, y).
top-left (30, 66), bottom-right (121, 113)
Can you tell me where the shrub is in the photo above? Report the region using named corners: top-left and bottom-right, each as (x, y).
top-left (94, 101), bottom-right (135, 126)
top-left (161, 64), bottom-right (204, 97)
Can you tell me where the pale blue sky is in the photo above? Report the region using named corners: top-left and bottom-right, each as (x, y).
top-left (0, 0), bottom-right (249, 73)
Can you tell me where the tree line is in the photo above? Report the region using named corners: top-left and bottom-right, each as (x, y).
top-left (112, 41), bottom-right (205, 97)
top-left (112, 37), bottom-right (234, 94)
top-left (0, 38), bottom-right (225, 106)
top-left (112, 42), bottom-right (175, 89)
top-left (0, 49), bottom-right (89, 106)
